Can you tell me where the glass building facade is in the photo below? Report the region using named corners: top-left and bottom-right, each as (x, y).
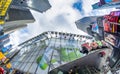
top-left (9, 31), bottom-right (93, 74)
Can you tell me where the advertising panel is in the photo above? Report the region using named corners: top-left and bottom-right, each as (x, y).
top-left (1, 44), bottom-right (12, 53)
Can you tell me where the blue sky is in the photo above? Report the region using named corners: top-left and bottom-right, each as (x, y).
top-left (10, 0), bottom-right (116, 45)
top-left (73, 0), bottom-right (82, 12)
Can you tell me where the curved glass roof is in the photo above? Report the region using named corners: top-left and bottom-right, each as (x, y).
top-left (10, 31), bottom-right (93, 74)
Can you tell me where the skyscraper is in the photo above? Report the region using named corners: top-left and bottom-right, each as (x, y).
top-left (92, 0), bottom-right (120, 9)
top-left (2, 8), bottom-right (35, 34)
top-left (75, 16), bottom-right (104, 40)
top-left (11, 0), bottom-right (52, 13)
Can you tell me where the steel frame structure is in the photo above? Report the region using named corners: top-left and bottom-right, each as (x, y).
top-left (9, 31), bottom-right (93, 74)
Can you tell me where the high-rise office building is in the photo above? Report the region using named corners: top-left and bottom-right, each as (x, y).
top-left (92, 0), bottom-right (120, 9)
top-left (75, 16), bottom-right (104, 40)
top-left (75, 16), bottom-right (99, 33)
top-left (11, 0), bottom-right (52, 13)
top-left (0, 0), bottom-right (52, 33)
top-left (2, 7), bottom-right (35, 34)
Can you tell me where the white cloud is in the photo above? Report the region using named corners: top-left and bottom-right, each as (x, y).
top-left (10, 0), bottom-right (87, 44)
top-left (10, 0), bottom-right (117, 44)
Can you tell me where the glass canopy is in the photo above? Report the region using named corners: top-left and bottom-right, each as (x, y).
top-left (9, 31), bottom-right (93, 74)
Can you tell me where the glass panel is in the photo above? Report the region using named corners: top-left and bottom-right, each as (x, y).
top-left (51, 49), bottom-right (61, 68)
top-left (10, 33), bottom-right (92, 74)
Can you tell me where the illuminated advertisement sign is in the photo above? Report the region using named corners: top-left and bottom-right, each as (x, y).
top-left (1, 44), bottom-right (12, 53)
top-left (0, 0), bottom-right (12, 16)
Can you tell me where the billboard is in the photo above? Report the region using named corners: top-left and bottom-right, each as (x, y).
top-left (1, 44), bottom-right (12, 53)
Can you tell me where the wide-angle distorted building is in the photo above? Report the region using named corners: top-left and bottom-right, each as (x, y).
top-left (8, 31), bottom-right (93, 74)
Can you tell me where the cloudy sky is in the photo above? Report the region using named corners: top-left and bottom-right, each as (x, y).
top-left (10, 0), bottom-right (116, 45)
